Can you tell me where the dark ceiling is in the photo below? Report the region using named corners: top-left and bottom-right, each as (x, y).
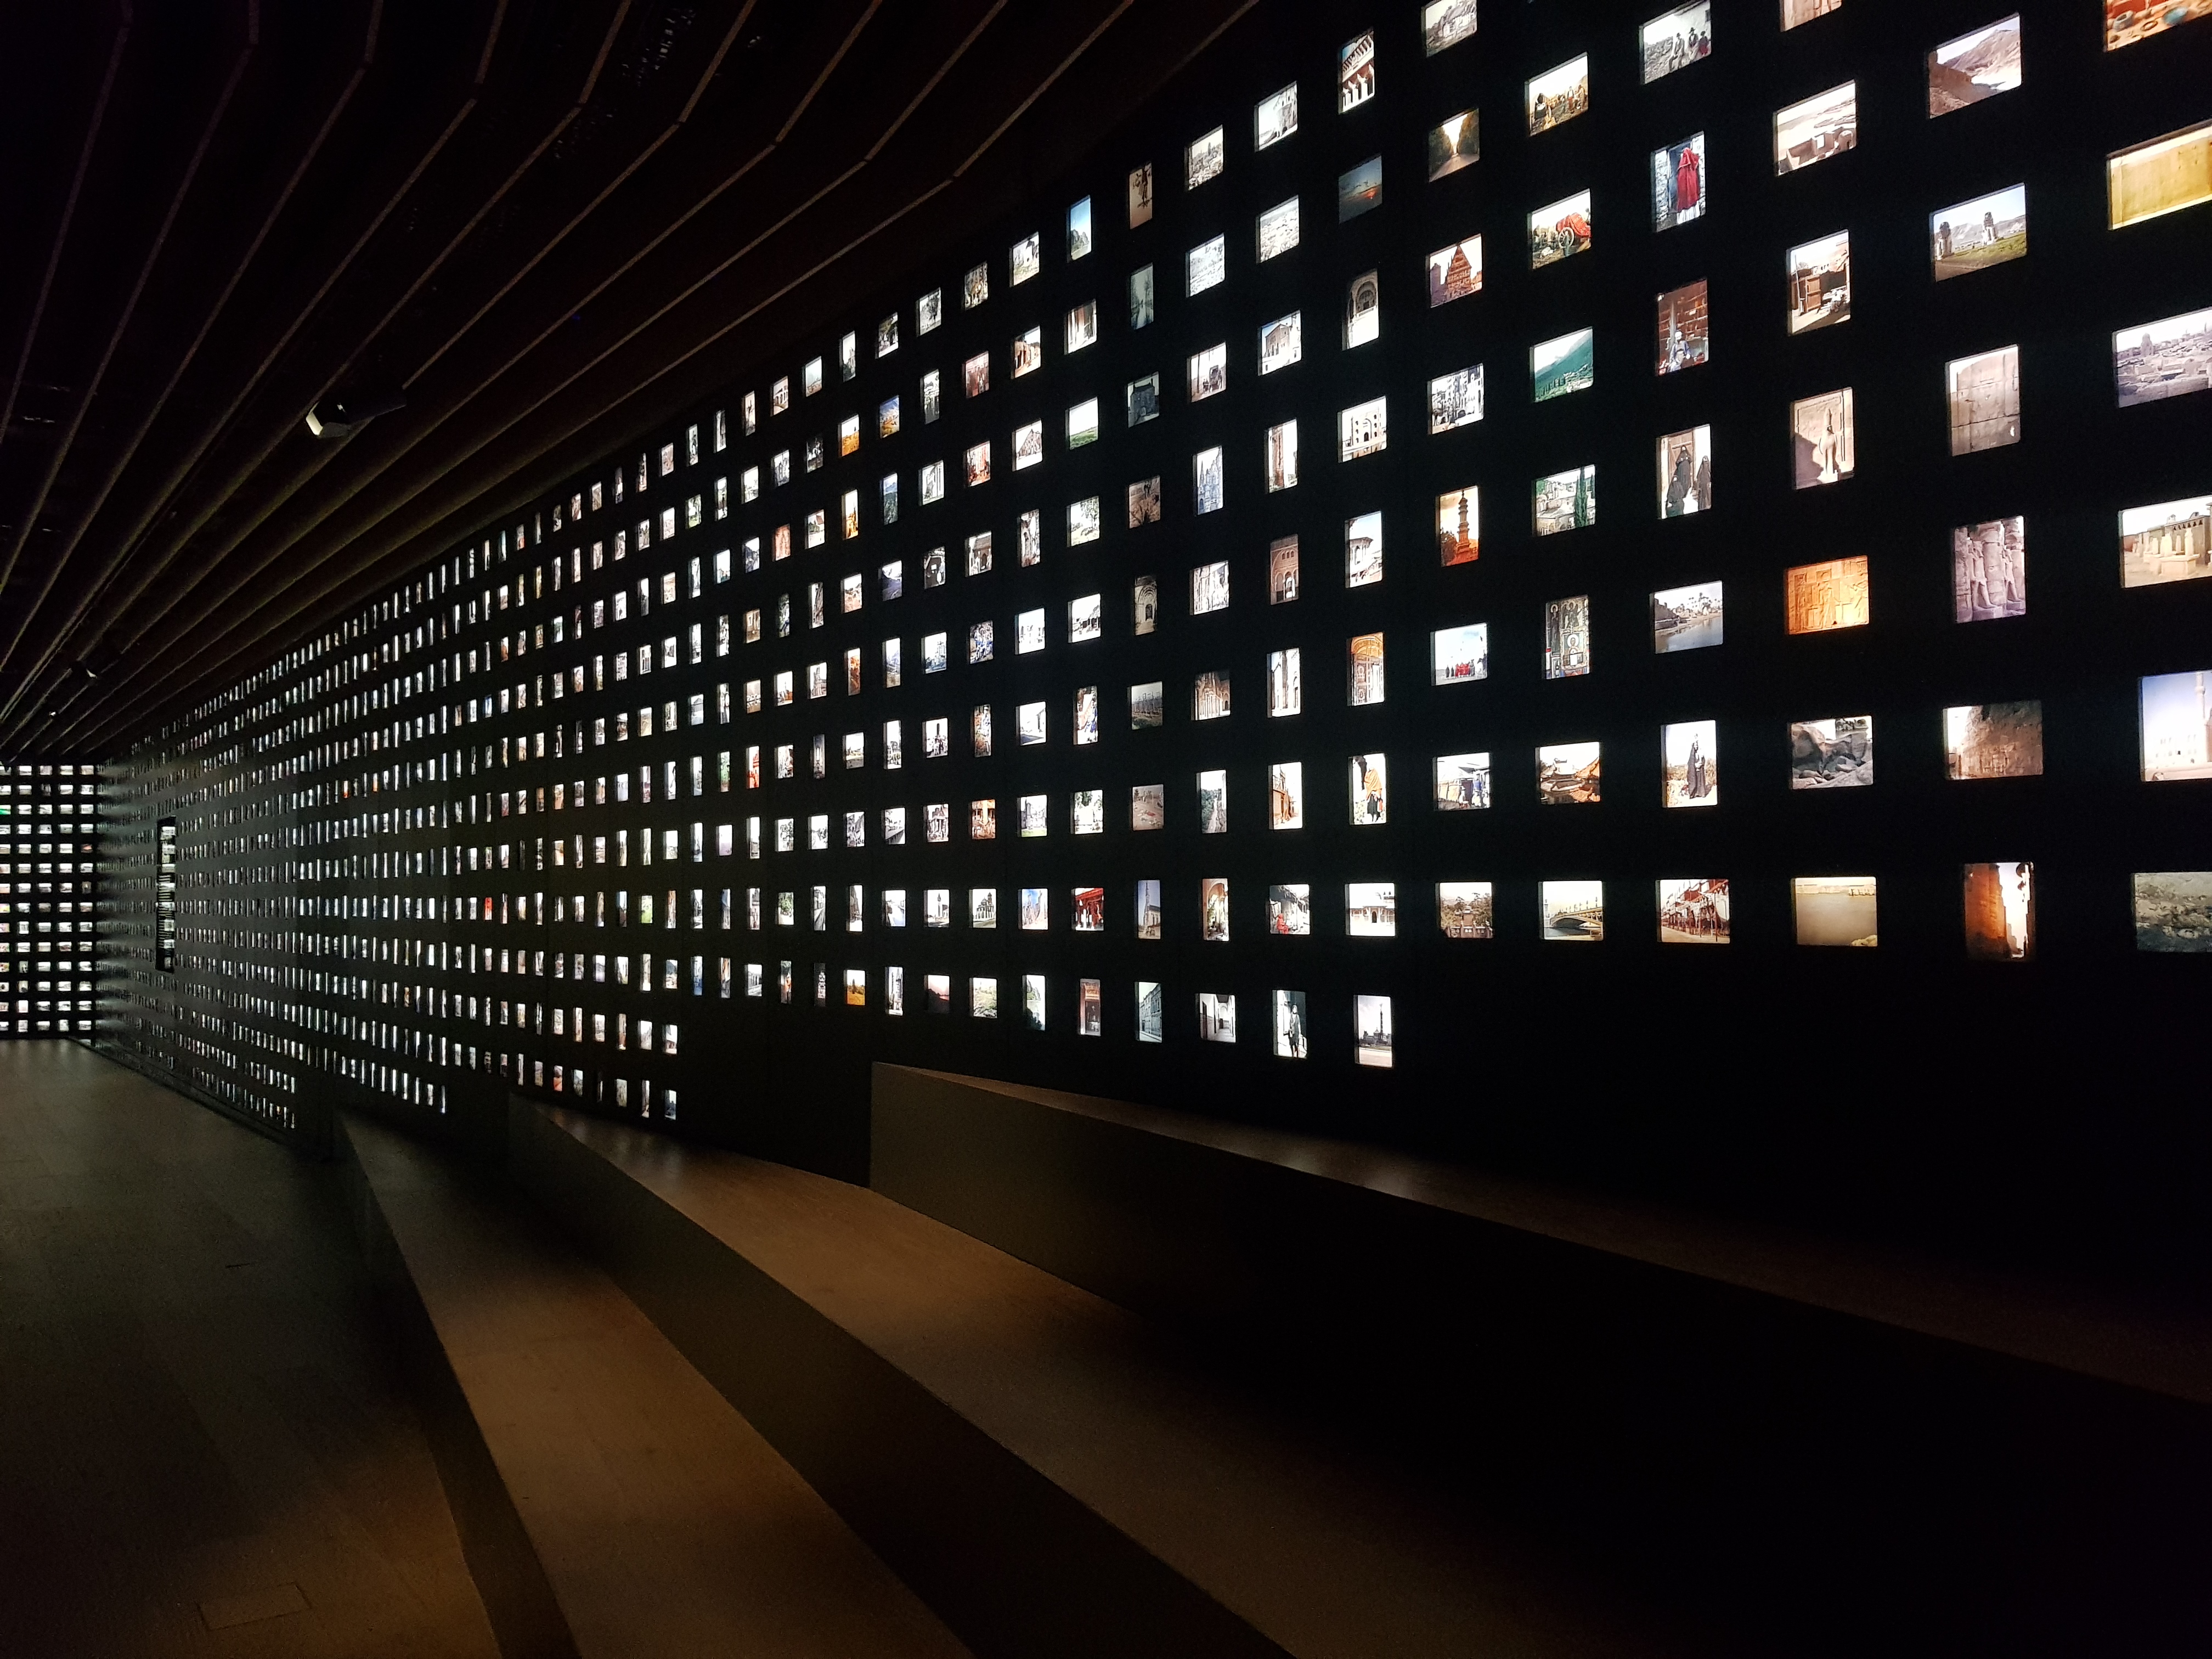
top-left (0, 0), bottom-right (1255, 759)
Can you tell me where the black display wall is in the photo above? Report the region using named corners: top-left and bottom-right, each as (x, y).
top-left (2, 763), bottom-right (100, 1037)
top-left (99, 0), bottom-right (2212, 1272)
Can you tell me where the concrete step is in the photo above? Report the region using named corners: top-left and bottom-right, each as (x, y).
top-left (509, 1097), bottom-right (1709, 1659)
top-left (338, 1111), bottom-right (972, 1659)
top-left (869, 1065), bottom-right (2212, 1657)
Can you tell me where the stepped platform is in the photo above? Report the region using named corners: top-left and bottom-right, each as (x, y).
top-left (510, 1098), bottom-right (1699, 1659)
top-left (869, 1065), bottom-right (2212, 1656)
top-left (337, 1111), bottom-right (970, 1659)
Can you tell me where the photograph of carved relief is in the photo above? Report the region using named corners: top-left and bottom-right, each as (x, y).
top-left (1943, 699), bottom-right (2045, 780)
top-left (1785, 556), bottom-right (1870, 633)
top-left (1946, 345), bottom-right (2021, 454)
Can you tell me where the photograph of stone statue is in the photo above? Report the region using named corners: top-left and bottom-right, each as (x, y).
top-left (1790, 388), bottom-right (1855, 488)
top-left (1931, 184), bottom-right (2026, 279)
top-left (1953, 516), bottom-right (2027, 619)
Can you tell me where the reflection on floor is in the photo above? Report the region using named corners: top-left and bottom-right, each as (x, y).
top-left (0, 1043), bottom-right (498, 1659)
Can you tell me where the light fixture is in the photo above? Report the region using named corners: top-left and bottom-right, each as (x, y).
top-left (304, 387), bottom-right (406, 439)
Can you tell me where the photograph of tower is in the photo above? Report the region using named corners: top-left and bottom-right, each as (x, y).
top-left (1436, 487), bottom-right (1479, 565)
top-left (1962, 862), bottom-right (2036, 960)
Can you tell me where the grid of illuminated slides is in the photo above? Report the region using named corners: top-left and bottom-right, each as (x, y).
top-left (631, 1), bottom-right (2212, 1051)
top-left (105, 0), bottom-right (2212, 1107)
top-left (0, 764), bottom-right (99, 1038)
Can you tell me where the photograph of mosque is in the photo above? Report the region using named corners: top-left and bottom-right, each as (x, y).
top-left (2140, 670), bottom-right (2212, 781)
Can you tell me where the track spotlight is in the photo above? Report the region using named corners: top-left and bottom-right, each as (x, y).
top-left (305, 386), bottom-right (406, 439)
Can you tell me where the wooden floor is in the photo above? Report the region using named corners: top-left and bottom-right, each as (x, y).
top-left (0, 1043), bottom-right (499, 1659)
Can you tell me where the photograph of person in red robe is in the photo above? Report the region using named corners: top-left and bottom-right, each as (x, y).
top-left (1652, 132), bottom-right (1707, 230)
